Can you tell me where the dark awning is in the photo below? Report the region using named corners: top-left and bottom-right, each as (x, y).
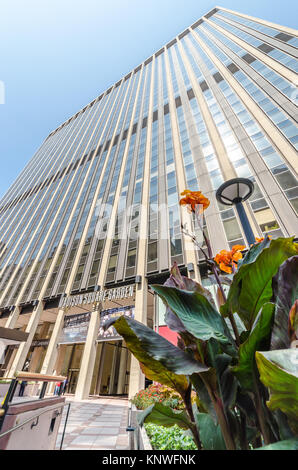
top-left (0, 327), bottom-right (29, 345)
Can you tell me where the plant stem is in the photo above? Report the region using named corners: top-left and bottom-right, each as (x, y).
top-left (181, 226), bottom-right (209, 261)
top-left (227, 313), bottom-right (241, 346)
top-left (193, 208), bottom-right (240, 345)
top-left (183, 385), bottom-right (202, 450)
top-left (213, 400), bottom-right (236, 450)
top-left (189, 423), bottom-right (202, 450)
top-left (252, 369), bottom-right (272, 446)
top-left (185, 404), bottom-right (202, 450)
top-left (184, 384), bottom-right (195, 422)
top-left (201, 375), bottom-right (236, 450)
top-left (214, 274), bottom-right (241, 346)
top-left (201, 225), bottom-right (240, 345)
top-left (239, 410), bottom-right (249, 450)
top-left (258, 382), bottom-right (280, 443)
top-left (253, 435), bottom-right (263, 449)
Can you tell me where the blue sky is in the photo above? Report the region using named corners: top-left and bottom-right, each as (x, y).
top-left (0, 0), bottom-right (297, 199)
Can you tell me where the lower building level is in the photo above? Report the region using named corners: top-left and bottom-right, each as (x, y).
top-left (0, 276), bottom-right (161, 399)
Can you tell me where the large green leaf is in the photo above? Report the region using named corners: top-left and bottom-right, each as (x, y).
top-left (215, 354), bottom-right (238, 410)
top-left (137, 403), bottom-right (191, 430)
top-left (221, 237), bottom-right (298, 329)
top-left (271, 256), bottom-right (298, 349)
top-left (194, 411), bottom-right (226, 450)
top-left (104, 315), bottom-right (208, 395)
top-left (190, 372), bottom-right (217, 423)
top-left (161, 262), bottom-right (216, 343)
top-left (255, 349), bottom-right (298, 433)
top-left (232, 303), bottom-right (275, 390)
top-left (151, 285), bottom-right (234, 347)
top-left (164, 261), bottom-right (216, 306)
top-left (274, 410), bottom-right (295, 441)
top-left (227, 313), bottom-right (246, 342)
top-left (206, 340), bottom-right (237, 411)
top-left (238, 235), bottom-right (271, 269)
top-left (256, 438), bottom-right (298, 450)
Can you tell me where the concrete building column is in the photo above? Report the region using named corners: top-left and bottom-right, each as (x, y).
top-left (38, 321), bottom-right (51, 338)
top-left (5, 306), bottom-right (22, 329)
top-left (4, 347), bottom-right (18, 376)
top-left (40, 308), bottom-right (66, 375)
top-left (28, 321), bottom-right (51, 372)
top-left (45, 344), bottom-right (68, 395)
top-left (117, 343), bottom-right (128, 395)
top-left (95, 342), bottom-right (106, 395)
top-left (164, 48), bottom-right (207, 282)
top-left (28, 347), bottom-right (43, 373)
top-left (74, 304), bottom-right (101, 400)
top-left (6, 301), bottom-right (45, 377)
top-left (54, 344), bottom-right (67, 376)
top-left (170, 47), bottom-right (230, 254)
top-left (90, 342), bottom-right (103, 394)
top-left (127, 60), bottom-right (153, 398)
top-left (129, 279), bottom-right (147, 399)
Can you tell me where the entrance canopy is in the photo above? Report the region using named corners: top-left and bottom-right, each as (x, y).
top-left (0, 327), bottom-right (29, 365)
top-left (43, 284), bottom-right (136, 321)
top-left (39, 284), bottom-right (137, 345)
top-left (0, 327), bottom-right (29, 347)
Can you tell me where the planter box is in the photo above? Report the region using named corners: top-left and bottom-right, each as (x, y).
top-left (139, 423), bottom-right (152, 450)
top-left (0, 396), bottom-right (65, 450)
top-left (129, 405), bottom-right (152, 450)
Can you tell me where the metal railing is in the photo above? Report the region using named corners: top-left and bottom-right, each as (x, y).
top-left (0, 371), bottom-right (67, 433)
top-left (0, 401), bottom-right (71, 450)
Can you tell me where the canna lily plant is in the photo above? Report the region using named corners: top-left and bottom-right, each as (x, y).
top-left (104, 190), bottom-right (298, 450)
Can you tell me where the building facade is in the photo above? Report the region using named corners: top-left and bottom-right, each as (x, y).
top-left (0, 7), bottom-right (297, 399)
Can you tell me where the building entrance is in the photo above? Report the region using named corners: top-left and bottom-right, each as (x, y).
top-left (55, 340), bottom-right (130, 396)
top-left (89, 341), bottom-right (130, 396)
top-left (67, 368), bottom-right (80, 394)
top-left (53, 303), bottom-right (134, 396)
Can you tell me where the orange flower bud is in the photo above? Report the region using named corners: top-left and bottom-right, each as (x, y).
top-left (215, 245), bottom-right (245, 273)
top-left (179, 189), bottom-right (210, 213)
top-left (255, 236), bottom-right (271, 244)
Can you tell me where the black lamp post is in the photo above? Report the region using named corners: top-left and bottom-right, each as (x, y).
top-left (216, 177), bottom-right (255, 246)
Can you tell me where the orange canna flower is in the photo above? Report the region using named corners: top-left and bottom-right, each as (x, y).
top-left (179, 189), bottom-right (210, 213)
top-left (214, 245), bottom-right (245, 274)
top-left (252, 235), bottom-right (272, 246)
top-left (255, 235), bottom-right (272, 243)
top-left (231, 251), bottom-right (242, 262)
top-left (231, 244), bottom-right (245, 253)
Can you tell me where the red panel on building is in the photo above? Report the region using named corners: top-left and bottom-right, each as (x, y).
top-left (158, 325), bottom-right (178, 346)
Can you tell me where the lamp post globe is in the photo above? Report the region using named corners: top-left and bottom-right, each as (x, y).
top-left (216, 177), bottom-right (255, 246)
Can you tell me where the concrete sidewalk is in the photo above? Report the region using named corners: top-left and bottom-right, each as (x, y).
top-left (56, 396), bottom-right (129, 450)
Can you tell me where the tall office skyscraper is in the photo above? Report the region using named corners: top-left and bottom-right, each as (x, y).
top-left (0, 7), bottom-right (297, 398)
